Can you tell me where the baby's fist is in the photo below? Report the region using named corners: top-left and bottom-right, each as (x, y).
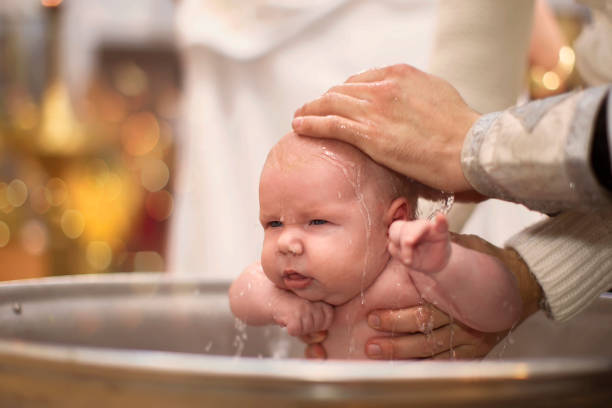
top-left (275, 300), bottom-right (334, 337)
top-left (388, 214), bottom-right (450, 273)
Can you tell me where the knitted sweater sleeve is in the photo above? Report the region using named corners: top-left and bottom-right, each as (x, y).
top-left (506, 210), bottom-right (612, 321)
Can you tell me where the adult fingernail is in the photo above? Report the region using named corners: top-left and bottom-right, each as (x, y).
top-left (368, 314), bottom-right (380, 329)
top-left (309, 330), bottom-right (326, 343)
top-left (366, 343), bottom-right (382, 357)
top-left (305, 345), bottom-right (327, 360)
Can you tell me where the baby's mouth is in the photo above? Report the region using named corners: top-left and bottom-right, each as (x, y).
top-left (282, 270), bottom-right (312, 289)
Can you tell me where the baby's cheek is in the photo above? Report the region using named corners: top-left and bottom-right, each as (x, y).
top-left (260, 248), bottom-right (279, 284)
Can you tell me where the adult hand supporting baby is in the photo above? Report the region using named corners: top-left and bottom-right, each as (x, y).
top-left (303, 233), bottom-right (543, 360)
top-left (302, 305), bottom-right (503, 360)
top-left (292, 64), bottom-right (481, 195)
top-left (301, 331), bottom-right (328, 359)
top-left (363, 233), bottom-right (542, 360)
top-left (364, 305), bottom-right (505, 359)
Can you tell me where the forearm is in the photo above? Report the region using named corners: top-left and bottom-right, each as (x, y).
top-left (449, 234), bottom-right (542, 325)
top-left (426, 242), bottom-right (522, 333)
top-left (462, 85), bottom-right (612, 213)
top-left (229, 262), bottom-right (281, 326)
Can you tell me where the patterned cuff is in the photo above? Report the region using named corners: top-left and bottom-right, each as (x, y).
top-left (461, 86), bottom-right (612, 214)
top-left (460, 111), bottom-right (505, 197)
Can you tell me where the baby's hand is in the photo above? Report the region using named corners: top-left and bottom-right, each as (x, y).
top-left (272, 297), bottom-right (334, 337)
top-left (388, 213), bottom-right (451, 273)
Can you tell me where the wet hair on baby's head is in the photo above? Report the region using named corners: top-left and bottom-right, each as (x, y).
top-left (265, 132), bottom-right (428, 218)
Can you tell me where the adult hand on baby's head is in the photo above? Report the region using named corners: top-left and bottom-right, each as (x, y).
top-left (292, 63), bottom-right (481, 194)
top-left (364, 305), bottom-right (506, 359)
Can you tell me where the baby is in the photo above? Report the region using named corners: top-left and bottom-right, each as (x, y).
top-left (229, 132), bottom-right (521, 359)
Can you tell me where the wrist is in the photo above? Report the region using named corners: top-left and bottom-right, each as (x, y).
top-left (455, 110), bottom-right (481, 193)
top-left (502, 248), bottom-right (543, 321)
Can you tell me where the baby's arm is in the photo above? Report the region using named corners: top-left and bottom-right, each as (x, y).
top-left (389, 214), bottom-right (522, 332)
top-left (229, 262), bottom-right (334, 336)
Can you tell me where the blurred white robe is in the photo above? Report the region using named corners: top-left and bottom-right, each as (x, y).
top-left (170, 0), bottom-right (436, 278)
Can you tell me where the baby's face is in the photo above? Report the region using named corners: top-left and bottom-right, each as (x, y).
top-left (259, 151), bottom-right (390, 305)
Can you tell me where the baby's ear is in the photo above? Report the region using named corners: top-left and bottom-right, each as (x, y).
top-left (384, 197), bottom-right (411, 227)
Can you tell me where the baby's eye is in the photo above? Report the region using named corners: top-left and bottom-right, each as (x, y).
top-left (267, 221), bottom-right (283, 228)
top-left (309, 219), bottom-right (328, 226)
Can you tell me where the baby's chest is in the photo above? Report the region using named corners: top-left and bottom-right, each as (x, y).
top-left (323, 263), bottom-right (422, 359)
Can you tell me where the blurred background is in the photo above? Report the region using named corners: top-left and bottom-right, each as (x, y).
top-left (0, 0), bottom-right (589, 281)
top-left (0, 0), bottom-right (178, 280)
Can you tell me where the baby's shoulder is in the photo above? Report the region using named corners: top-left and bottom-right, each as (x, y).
top-left (360, 260), bottom-right (421, 310)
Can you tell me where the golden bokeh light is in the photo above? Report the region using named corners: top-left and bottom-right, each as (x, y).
top-left (102, 172), bottom-right (124, 202)
top-left (513, 363), bottom-right (529, 380)
top-left (140, 158), bottom-right (170, 192)
top-left (20, 219), bottom-right (48, 256)
top-left (3, 1), bottom-right (180, 279)
top-left (558, 46), bottom-right (575, 70)
top-left (7, 179), bottom-right (29, 207)
top-left (61, 209), bottom-right (85, 239)
top-left (41, 0), bottom-right (63, 7)
top-left (542, 71), bottom-right (561, 91)
top-left (63, 161), bottom-right (139, 247)
top-left (113, 62), bottom-right (148, 97)
top-left (45, 177), bottom-right (69, 206)
top-left (145, 190), bottom-right (173, 221)
top-left (120, 112), bottom-right (160, 156)
top-left (39, 81), bottom-right (85, 155)
top-left (133, 251), bottom-right (165, 272)
top-left (86, 241), bottom-right (112, 270)
top-left (0, 221), bottom-right (10, 248)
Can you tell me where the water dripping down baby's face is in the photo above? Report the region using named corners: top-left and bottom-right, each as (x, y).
top-left (259, 134), bottom-right (392, 305)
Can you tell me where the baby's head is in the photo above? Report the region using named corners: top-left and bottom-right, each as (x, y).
top-left (259, 132), bottom-right (417, 305)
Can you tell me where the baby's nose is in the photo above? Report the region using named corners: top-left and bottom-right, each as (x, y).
top-left (278, 231), bottom-right (304, 255)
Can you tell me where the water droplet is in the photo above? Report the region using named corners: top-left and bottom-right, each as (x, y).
top-left (448, 315), bottom-right (456, 360)
top-left (233, 318), bottom-right (248, 357)
top-left (12, 303), bottom-right (22, 315)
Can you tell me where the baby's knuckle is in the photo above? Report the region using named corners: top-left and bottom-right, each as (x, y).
top-left (389, 63), bottom-right (413, 76)
top-left (327, 116), bottom-right (345, 132)
top-left (327, 84), bottom-right (344, 95)
top-left (376, 80), bottom-right (397, 96)
top-left (319, 93), bottom-right (335, 109)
